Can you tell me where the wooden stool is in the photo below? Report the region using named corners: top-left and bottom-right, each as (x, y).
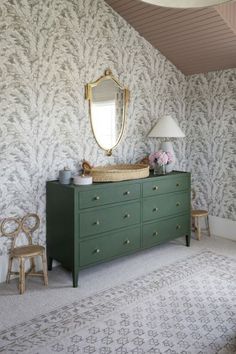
top-left (1, 214), bottom-right (48, 294)
top-left (191, 190), bottom-right (211, 240)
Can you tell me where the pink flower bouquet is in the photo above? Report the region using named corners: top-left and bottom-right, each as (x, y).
top-left (149, 150), bottom-right (173, 169)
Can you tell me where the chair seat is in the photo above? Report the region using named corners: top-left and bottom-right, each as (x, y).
top-left (192, 210), bottom-right (208, 217)
top-left (11, 245), bottom-right (45, 257)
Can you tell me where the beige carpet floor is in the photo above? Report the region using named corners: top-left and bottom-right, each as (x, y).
top-left (0, 234), bottom-right (235, 335)
top-left (1, 249), bottom-right (236, 353)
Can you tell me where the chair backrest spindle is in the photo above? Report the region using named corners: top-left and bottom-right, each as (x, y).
top-left (21, 213), bottom-right (40, 245)
top-left (0, 214), bottom-right (40, 249)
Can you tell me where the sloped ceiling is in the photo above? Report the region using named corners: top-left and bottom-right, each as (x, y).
top-left (105, 0), bottom-right (236, 75)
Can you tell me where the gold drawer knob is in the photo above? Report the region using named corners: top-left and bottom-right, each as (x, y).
top-left (153, 207), bottom-right (159, 212)
top-left (176, 224), bottom-right (181, 230)
top-left (94, 248), bottom-right (100, 254)
top-left (153, 186), bottom-right (159, 191)
top-left (94, 220), bottom-right (100, 225)
top-left (124, 191), bottom-right (131, 195)
top-left (124, 239), bottom-right (130, 245)
top-left (124, 213), bottom-right (130, 218)
top-left (94, 196), bottom-right (100, 200)
top-left (176, 202), bottom-right (180, 207)
top-left (153, 231), bottom-right (158, 237)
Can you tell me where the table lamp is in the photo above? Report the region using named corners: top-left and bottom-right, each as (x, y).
top-left (148, 115), bottom-right (185, 173)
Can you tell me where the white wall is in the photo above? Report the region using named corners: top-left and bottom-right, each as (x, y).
top-left (210, 216), bottom-right (236, 241)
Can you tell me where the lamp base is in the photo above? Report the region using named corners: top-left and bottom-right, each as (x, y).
top-left (161, 141), bottom-right (175, 173)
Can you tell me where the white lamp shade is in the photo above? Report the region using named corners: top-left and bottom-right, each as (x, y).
top-left (140, 0), bottom-right (232, 8)
top-left (148, 115), bottom-right (185, 138)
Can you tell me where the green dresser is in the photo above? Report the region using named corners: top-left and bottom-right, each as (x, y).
top-left (46, 171), bottom-right (191, 287)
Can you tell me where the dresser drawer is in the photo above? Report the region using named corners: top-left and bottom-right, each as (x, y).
top-left (143, 175), bottom-right (189, 197)
top-left (143, 191), bottom-right (189, 222)
top-left (79, 183), bottom-right (140, 209)
top-left (79, 201), bottom-right (141, 237)
top-left (80, 227), bottom-right (141, 267)
top-left (143, 214), bottom-right (190, 248)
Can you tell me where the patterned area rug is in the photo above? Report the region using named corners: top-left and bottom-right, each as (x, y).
top-left (0, 251), bottom-right (236, 354)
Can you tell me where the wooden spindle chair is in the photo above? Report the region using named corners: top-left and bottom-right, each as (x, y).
top-left (191, 189), bottom-right (211, 240)
top-left (1, 213), bottom-right (48, 294)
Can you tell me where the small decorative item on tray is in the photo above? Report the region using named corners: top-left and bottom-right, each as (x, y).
top-left (73, 175), bottom-right (93, 185)
top-left (59, 167), bottom-right (72, 185)
top-left (82, 160), bottom-right (149, 182)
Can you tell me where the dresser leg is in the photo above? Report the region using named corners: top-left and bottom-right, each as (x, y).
top-left (185, 234), bottom-right (190, 247)
top-left (47, 256), bottom-right (53, 271)
top-left (72, 269), bottom-right (79, 288)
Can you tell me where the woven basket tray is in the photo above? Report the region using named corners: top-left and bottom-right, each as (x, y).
top-left (83, 163), bottom-right (149, 182)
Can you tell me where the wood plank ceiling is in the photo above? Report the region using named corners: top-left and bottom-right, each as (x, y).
top-left (105, 0), bottom-right (236, 75)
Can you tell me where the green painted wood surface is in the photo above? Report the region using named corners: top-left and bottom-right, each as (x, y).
top-left (142, 191), bottom-right (189, 222)
top-left (80, 201), bottom-right (141, 237)
top-left (80, 226), bottom-right (141, 267)
top-left (143, 175), bottom-right (189, 197)
top-left (46, 183), bottom-right (76, 269)
top-left (79, 183), bottom-right (140, 209)
top-left (46, 171), bottom-right (191, 287)
top-left (142, 214), bottom-right (189, 248)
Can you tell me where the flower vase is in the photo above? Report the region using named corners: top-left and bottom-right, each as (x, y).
top-left (154, 164), bottom-right (166, 175)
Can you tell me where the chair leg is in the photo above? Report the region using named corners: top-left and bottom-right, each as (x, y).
top-left (6, 256), bottom-right (13, 284)
top-left (19, 258), bottom-right (25, 295)
top-left (206, 215), bottom-right (211, 237)
top-left (42, 252), bottom-right (48, 286)
top-left (191, 217), bottom-right (196, 232)
top-left (196, 217), bottom-right (201, 241)
top-left (30, 256), bottom-right (36, 273)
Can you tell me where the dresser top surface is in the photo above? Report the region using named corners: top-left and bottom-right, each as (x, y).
top-left (47, 171), bottom-right (190, 191)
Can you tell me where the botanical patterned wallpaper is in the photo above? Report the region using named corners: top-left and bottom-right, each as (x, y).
top-left (0, 0), bottom-right (186, 257)
top-left (0, 0), bottom-right (235, 273)
top-left (186, 69), bottom-right (236, 221)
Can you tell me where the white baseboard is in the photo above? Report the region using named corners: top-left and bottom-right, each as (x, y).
top-left (0, 254), bottom-right (8, 284)
top-left (209, 215), bottom-right (236, 241)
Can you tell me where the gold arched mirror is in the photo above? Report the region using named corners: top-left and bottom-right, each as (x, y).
top-left (85, 70), bottom-right (129, 156)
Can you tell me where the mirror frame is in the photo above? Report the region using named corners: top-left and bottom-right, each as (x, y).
top-left (85, 69), bottom-right (130, 156)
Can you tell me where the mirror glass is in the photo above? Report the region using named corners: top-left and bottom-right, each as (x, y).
top-left (86, 70), bottom-right (129, 156)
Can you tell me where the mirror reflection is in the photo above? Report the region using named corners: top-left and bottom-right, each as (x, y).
top-left (91, 80), bottom-right (124, 151)
top-left (86, 70), bottom-right (129, 156)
